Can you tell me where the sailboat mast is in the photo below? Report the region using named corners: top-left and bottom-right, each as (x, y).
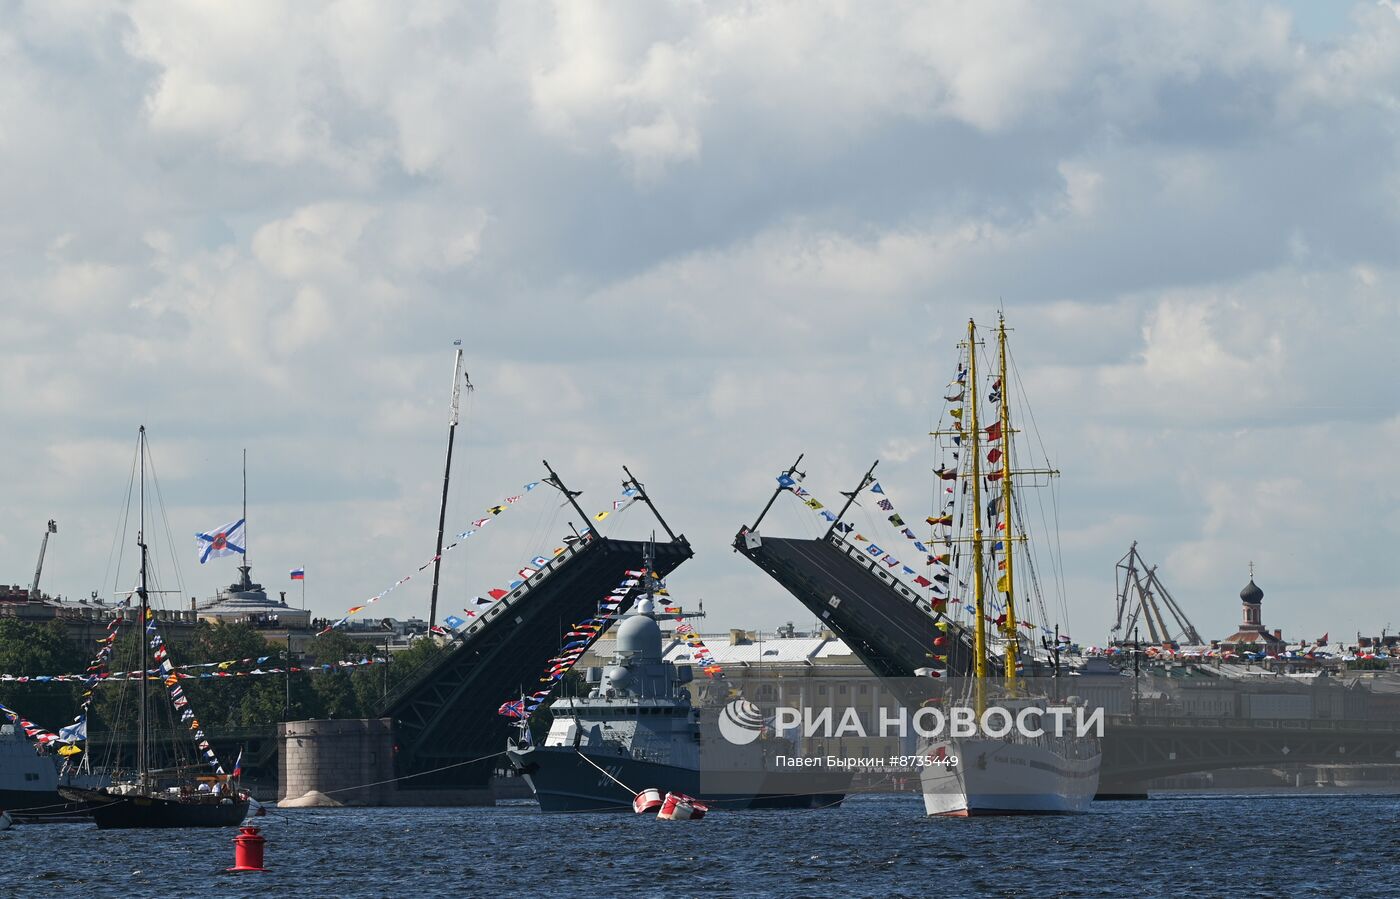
top-left (137, 426), bottom-right (148, 788)
top-left (965, 320), bottom-right (988, 714)
top-left (997, 316), bottom-right (1019, 689)
top-left (429, 345), bottom-right (468, 629)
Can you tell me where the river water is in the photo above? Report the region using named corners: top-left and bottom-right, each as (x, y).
top-left (2, 792), bottom-right (1395, 897)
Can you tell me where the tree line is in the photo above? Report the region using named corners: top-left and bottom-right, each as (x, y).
top-left (0, 618), bottom-right (444, 734)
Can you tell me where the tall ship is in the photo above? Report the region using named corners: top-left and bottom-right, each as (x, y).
top-left (506, 576), bottom-right (848, 812)
top-left (59, 427), bottom-right (251, 828)
top-left (917, 316), bottom-right (1101, 816)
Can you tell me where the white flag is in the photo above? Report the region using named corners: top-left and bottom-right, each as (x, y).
top-left (195, 519), bottom-right (246, 564)
top-left (59, 716), bottom-right (87, 744)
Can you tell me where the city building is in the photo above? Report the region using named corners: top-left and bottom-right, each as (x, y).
top-left (1220, 576), bottom-right (1286, 652)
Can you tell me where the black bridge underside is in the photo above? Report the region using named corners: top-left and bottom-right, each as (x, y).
top-left (381, 534), bottom-right (693, 789)
top-left (734, 528), bottom-right (980, 686)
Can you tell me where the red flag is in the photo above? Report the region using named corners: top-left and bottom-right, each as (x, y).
top-left (986, 448), bottom-right (1002, 464)
top-left (985, 422), bottom-right (1002, 442)
top-left (914, 576), bottom-right (932, 588)
top-left (1319, 632), bottom-right (1329, 644)
top-left (488, 588), bottom-right (509, 600)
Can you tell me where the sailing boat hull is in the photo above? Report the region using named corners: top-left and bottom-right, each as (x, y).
top-left (918, 737), bottom-right (1100, 816)
top-left (58, 787), bottom-right (249, 829)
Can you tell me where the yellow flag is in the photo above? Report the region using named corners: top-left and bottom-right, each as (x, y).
top-left (804, 498), bottom-right (824, 510)
top-left (594, 510), bottom-right (609, 521)
top-left (949, 408), bottom-right (963, 418)
top-left (996, 575), bottom-right (1009, 593)
top-left (58, 744), bottom-right (83, 757)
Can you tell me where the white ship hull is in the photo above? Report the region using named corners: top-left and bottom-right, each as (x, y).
top-left (920, 737), bottom-right (1101, 816)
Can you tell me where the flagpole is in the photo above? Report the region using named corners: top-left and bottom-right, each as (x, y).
top-left (242, 448), bottom-right (248, 566)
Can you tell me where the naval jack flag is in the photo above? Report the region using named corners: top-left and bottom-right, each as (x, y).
top-left (195, 519), bottom-right (246, 564)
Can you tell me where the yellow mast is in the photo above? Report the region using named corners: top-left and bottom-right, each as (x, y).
top-left (965, 319), bottom-right (988, 715)
top-left (997, 314), bottom-right (1019, 690)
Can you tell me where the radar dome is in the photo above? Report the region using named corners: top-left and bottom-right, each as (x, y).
top-left (603, 665), bottom-right (632, 690)
top-left (616, 611), bottom-right (662, 659)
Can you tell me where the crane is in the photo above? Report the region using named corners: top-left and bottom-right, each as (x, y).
top-left (1111, 541), bottom-right (1204, 646)
top-left (29, 519), bottom-right (57, 600)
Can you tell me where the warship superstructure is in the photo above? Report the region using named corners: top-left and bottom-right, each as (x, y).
top-left (0, 725), bottom-right (106, 822)
top-left (506, 593), bottom-right (847, 812)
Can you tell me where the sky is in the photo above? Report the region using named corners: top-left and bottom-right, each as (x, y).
top-left (1, 1), bottom-right (1398, 646)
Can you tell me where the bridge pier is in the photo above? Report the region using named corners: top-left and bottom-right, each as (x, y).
top-left (1094, 777), bottom-right (1150, 801)
top-left (278, 718), bottom-right (495, 807)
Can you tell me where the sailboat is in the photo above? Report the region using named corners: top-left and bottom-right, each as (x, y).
top-left (918, 316), bottom-right (1101, 816)
top-left (59, 427), bottom-right (250, 828)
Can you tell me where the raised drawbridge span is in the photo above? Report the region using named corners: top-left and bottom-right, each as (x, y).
top-left (733, 456), bottom-right (983, 686)
top-left (378, 463), bottom-right (693, 791)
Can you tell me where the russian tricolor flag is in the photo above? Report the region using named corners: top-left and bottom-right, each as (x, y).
top-left (290, 568), bottom-right (305, 580)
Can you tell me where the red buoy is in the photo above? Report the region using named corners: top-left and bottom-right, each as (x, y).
top-left (656, 791), bottom-right (708, 820)
top-left (227, 825), bottom-right (267, 873)
top-left (632, 788), bottom-right (664, 814)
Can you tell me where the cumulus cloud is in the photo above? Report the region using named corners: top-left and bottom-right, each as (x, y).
top-left (0, 1), bottom-right (1397, 644)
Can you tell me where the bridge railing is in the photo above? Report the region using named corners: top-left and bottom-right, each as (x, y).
top-left (1108, 714), bottom-right (1400, 732)
top-left (377, 536), bottom-right (593, 712)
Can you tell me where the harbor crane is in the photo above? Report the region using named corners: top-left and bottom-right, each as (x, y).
top-left (29, 519), bottom-right (57, 600)
top-left (1111, 541), bottom-right (1204, 646)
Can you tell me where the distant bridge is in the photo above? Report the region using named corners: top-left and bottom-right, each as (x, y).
top-left (1099, 714), bottom-right (1400, 796)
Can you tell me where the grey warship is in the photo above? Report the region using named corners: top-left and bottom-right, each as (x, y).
top-left (506, 592), bottom-right (848, 813)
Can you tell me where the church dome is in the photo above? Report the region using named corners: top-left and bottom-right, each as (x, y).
top-left (1240, 579), bottom-right (1264, 604)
